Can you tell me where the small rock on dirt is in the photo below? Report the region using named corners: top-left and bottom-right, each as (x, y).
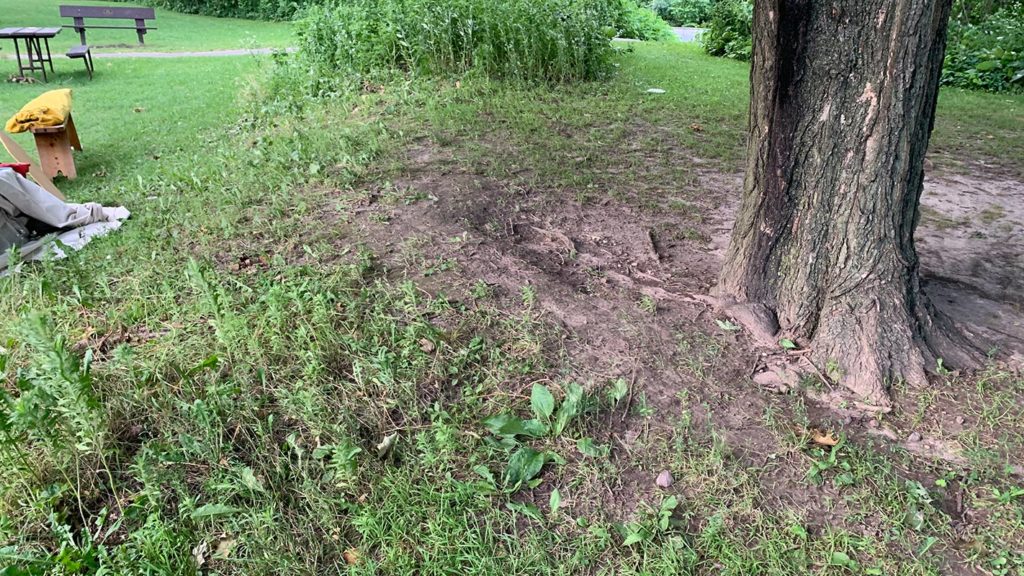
top-left (656, 470), bottom-right (674, 488)
top-left (908, 432), bottom-right (922, 443)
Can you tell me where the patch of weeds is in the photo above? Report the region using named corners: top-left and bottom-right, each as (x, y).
top-left (804, 441), bottom-right (857, 488)
top-left (978, 204), bottom-right (1007, 224)
top-left (638, 295), bottom-right (658, 315)
top-left (471, 280), bottom-right (494, 300)
top-left (676, 331), bottom-right (724, 381)
top-left (380, 182), bottom-right (437, 206)
top-left (920, 205), bottom-right (965, 230)
top-left (423, 257), bottom-right (457, 277)
top-left (620, 495), bottom-right (681, 546)
top-left (369, 212), bottom-right (392, 224)
top-left (480, 382), bottom-right (590, 492)
top-left (668, 199), bottom-right (697, 215)
top-left (521, 285), bottom-right (537, 309)
top-left (676, 227), bottom-right (711, 243)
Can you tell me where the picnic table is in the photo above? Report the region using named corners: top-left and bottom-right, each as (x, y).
top-left (0, 27), bottom-right (62, 82)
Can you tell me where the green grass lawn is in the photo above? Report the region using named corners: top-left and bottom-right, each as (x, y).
top-left (0, 0), bottom-right (293, 55)
top-left (1, 56), bottom-right (261, 206)
top-left (0, 41), bottom-right (1022, 575)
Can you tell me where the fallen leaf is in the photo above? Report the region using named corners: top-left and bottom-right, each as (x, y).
top-left (214, 538), bottom-right (236, 559)
top-left (343, 548), bottom-right (361, 565)
top-left (419, 338), bottom-right (435, 353)
top-left (809, 428), bottom-right (839, 446)
top-left (376, 432), bottom-right (398, 459)
top-left (689, 123), bottom-right (704, 132)
top-left (716, 319), bottom-right (741, 332)
top-left (192, 541), bottom-right (209, 568)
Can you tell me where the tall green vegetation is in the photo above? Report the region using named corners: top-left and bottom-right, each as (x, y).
top-left (113, 0), bottom-right (318, 19)
top-left (944, 1), bottom-right (1024, 93)
top-left (614, 0), bottom-right (675, 40)
top-left (698, 0), bottom-right (1023, 94)
top-left (280, 0), bottom-right (622, 95)
top-left (952, 0), bottom-right (1020, 22)
top-left (700, 0), bottom-right (752, 61)
top-left (650, 0), bottom-right (716, 26)
top-left (118, 0), bottom-right (675, 38)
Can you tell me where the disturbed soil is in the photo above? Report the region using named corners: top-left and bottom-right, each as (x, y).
top-left (331, 140), bottom-right (1024, 564)
top-left (919, 174), bottom-right (1024, 358)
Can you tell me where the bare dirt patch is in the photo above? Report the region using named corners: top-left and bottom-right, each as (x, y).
top-left (340, 144), bottom-right (774, 518)
top-left (918, 174), bottom-right (1024, 361)
top-left (330, 139), bottom-right (1024, 568)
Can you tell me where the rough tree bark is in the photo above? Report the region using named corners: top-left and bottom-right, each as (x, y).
top-left (717, 0), bottom-right (981, 408)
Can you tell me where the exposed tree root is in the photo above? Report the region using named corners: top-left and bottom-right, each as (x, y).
top-left (721, 287), bottom-right (986, 411)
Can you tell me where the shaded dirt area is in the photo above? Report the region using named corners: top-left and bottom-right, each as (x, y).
top-left (331, 138), bottom-right (1024, 569)
top-left (919, 174), bottom-right (1024, 361)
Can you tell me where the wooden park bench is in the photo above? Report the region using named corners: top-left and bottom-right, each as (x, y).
top-left (59, 5), bottom-right (157, 78)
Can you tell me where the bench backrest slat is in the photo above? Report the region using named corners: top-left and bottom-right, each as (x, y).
top-left (59, 5), bottom-right (155, 20)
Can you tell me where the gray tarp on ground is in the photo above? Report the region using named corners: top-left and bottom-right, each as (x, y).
top-left (0, 167), bottom-right (129, 269)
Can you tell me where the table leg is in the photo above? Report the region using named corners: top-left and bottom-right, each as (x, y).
top-left (13, 38), bottom-right (24, 77)
top-left (34, 38), bottom-right (47, 82)
top-left (25, 38), bottom-right (37, 72)
top-left (25, 38), bottom-right (34, 71)
top-left (44, 38), bottom-right (54, 72)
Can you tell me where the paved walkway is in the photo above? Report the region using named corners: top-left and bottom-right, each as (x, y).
top-left (673, 27), bottom-right (706, 42)
top-left (6, 29), bottom-right (695, 62)
top-left (96, 47), bottom-right (296, 58)
top-left (3, 47), bottom-right (295, 60)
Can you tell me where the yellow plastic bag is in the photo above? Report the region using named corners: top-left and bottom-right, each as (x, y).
top-left (5, 89), bottom-right (73, 134)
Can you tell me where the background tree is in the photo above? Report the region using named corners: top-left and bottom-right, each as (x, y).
top-left (717, 0), bottom-right (981, 408)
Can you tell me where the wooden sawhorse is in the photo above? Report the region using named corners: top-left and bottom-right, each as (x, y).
top-left (30, 114), bottom-right (82, 180)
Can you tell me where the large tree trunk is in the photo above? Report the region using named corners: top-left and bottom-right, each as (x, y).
top-left (718, 0), bottom-right (980, 408)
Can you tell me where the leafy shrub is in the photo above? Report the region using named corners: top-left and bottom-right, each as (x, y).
top-left (112, 0), bottom-right (321, 19)
top-left (614, 0), bottom-right (675, 40)
top-left (292, 0), bottom-right (618, 89)
top-left (650, 0), bottom-right (715, 26)
top-left (701, 0), bottom-right (752, 61)
top-left (952, 0), bottom-right (1020, 24)
top-left (943, 3), bottom-right (1024, 93)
